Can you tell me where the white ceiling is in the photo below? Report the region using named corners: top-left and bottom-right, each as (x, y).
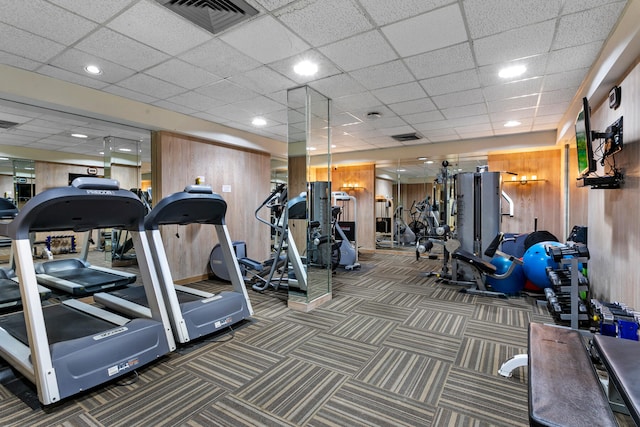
top-left (0, 0), bottom-right (631, 178)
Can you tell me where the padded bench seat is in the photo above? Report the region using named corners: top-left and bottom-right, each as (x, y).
top-left (593, 334), bottom-right (640, 425)
top-left (528, 322), bottom-right (617, 426)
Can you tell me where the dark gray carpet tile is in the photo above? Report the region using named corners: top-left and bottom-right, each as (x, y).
top-left (321, 294), bottom-right (365, 313)
top-left (455, 336), bottom-right (527, 381)
top-left (439, 366), bottom-right (529, 426)
top-left (250, 296), bottom-right (291, 319)
top-left (353, 300), bottom-right (415, 323)
top-left (185, 395), bottom-right (297, 427)
top-left (355, 346), bottom-right (450, 405)
top-left (181, 341), bottom-right (283, 391)
top-left (373, 290), bottom-right (425, 307)
top-left (290, 332), bottom-right (379, 375)
top-left (417, 295), bottom-right (477, 317)
top-left (234, 357), bottom-right (347, 425)
top-left (432, 407), bottom-right (495, 427)
top-left (347, 276), bottom-right (396, 291)
top-left (281, 308), bottom-right (348, 331)
top-left (427, 286), bottom-right (479, 304)
top-left (403, 308), bottom-right (467, 337)
top-left (333, 284), bottom-right (387, 299)
top-left (464, 319), bottom-right (528, 347)
top-left (326, 313), bottom-right (397, 345)
top-left (90, 370), bottom-right (227, 427)
top-left (307, 379), bottom-right (435, 427)
top-left (0, 398), bottom-right (85, 427)
top-left (473, 303), bottom-right (530, 327)
top-left (240, 320), bottom-right (319, 354)
top-left (383, 325), bottom-right (462, 362)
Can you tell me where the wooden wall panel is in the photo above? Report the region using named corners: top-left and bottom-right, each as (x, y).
top-left (152, 131), bottom-right (271, 283)
top-left (489, 149), bottom-right (563, 239)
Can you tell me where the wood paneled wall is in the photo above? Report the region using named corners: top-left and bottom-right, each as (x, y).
top-left (579, 61), bottom-right (640, 307)
top-left (316, 163), bottom-right (376, 249)
top-left (488, 149), bottom-right (563, 239)
top-left (152, 131), bottom-right (271, 283)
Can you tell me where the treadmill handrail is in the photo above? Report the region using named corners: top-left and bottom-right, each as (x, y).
top-left (0, 178), bottom-right (146, 239)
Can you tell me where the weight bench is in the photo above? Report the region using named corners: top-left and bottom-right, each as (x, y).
top-left (528, 323), bottom-right (617, 426)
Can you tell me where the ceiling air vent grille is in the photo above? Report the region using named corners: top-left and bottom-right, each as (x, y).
top-left (391, 132), bottom-right (422, 142)
top-left (0, 120), bottom-right (19, 130)
top-left (157, 0), bottom-right (258, 34)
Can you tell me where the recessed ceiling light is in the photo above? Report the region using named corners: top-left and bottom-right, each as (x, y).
top-left (498, 65), bottom-right (526, 78)
top-left (366, 112), bottom-right (382, 120)
top-left (71, 133), bottom-right (88, 138)
top-left (252, 117), bottom-right (267, 126)
top-left (306, 146), bottom-right (317, 151)
top-left (118, 148), bottom-right (132, 152)
top-left (396, 169), bottom-right (406, 172)
top-left (293, 60), bottom-right (318, 76)
top-left (425, 160), bottom-right (434, 164)
top-left (417, 157), bottom-right (427, 160)
top-left (84, 64), bottom-right (102, 75)
top-left (504, 120), bottom-right (521, 127)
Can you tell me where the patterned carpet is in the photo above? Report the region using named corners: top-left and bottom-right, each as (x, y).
top-left (0, 250), bottom-right (605, 426)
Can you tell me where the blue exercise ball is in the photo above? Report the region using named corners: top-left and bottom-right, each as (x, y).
top-left (522, 241), bottom-right (564, 289)
top-left (486, 257), bottom-right (525, 295)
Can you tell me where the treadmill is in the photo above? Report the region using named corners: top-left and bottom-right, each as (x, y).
top-left (0, 177), bottom-right (176, 405)
top-left (95, 185), bottom-right (253, 344)
top-left (33, 230), bottom-right (136, 296)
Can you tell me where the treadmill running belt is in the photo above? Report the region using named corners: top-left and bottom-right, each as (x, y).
top-left (48, 268), bottom-right (131, 288)
top-left (111, 285), bottom-right (201, 307)
top-left (0, 279), bottom-right (25, 305)
top-left (0, 304), bottom-right (115, 345)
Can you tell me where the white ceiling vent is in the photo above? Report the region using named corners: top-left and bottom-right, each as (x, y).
top-left (391, 132), bottom-right (422, 142)
top-left (0, 120), bottom-right (19, 130)
top-left (156, 0), bottom-right (259, 34)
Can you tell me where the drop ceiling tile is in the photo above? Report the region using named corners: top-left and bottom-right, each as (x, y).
top-left (349, 60), bottom-right (414, 90)
top-left (332, 92), bottom-right (384, 111)
top-left (487, 95), bottom-right (538, 113)
top-left (483, 77), bottom-right (543, 101)
top-left (103, 85), bottom-right (160, 104)
top-left (358, 0), bottom-right (454, 26)
top-left (372, 82), bottom-right (427, 105)
top-left (76, 28), bottom-right (170, 71)
top-left (146, 59), bottom-right (221, 90)
top-left (262, 109), bottom-right (289, 124)
top-left (463, 0), bottom-right (562, 39)
top-left (268, 50), bottom-right (340, 84)
top-left (205, 103), bottom-right (254, 123)
top-left (48, 0), bottom-right (135, 23)
top-left (545, 42), bottom-right (601, 74)
top-left (432, 88), bottom-right (484, 109)
top-left (165, 91), bottom-right (224, 111)
top-left (553, 2), bottom-right (627, 49)
top-left (191, 111), bottom-right (231, 125)
top-left (319, 31), bottom-right (397, 72)
top-left (117, 74), bottom-right (186, 99)
top-left (0, 51), bottom-right (40, 71)
top-left (0, 23), bottom-right (66, 62)
top-left (441, 103), bottom-right (487, 119)
top-left (404, 43), bottom-right (475, 79)
top-left (403, 110), bottom-right (446, 125)
top-left (420, 69), bottom-right (480, 96)
top-left (275, 0), bottom-right (372, 46)
top-left (387, 98), bottom-right (437, 116)
top-left (197, 80), bottom-right (257, 103)
top-left (179, 39), bottom-right (262, 78)
top-left (220, 15), bottom-right (309, 64)
top-left (308, 74), bottom-right (367, 99)
top-left (473, 20), bottom-right (556, 66)
top-left (378, 125), bottom-right (417, 137)
top-left (0, 0), bottom-right (98, 45)
top-left (562, 0), bottom-right (626, 14)
top-left (229, 66), bottom-right (296, 95)
top-left (539, 88), bottom-right (577, 105)
top-left (534, 114), bottom-right (564, 125)
top-left (253, 0), bottom-right (296, 11)
top-left (49, 48), bottom-right (137, 84)
top-left (107, 0), bottom-right (211, 56)
top-left (477, 54), bottom-right (548, 87)
top-left (368, 116), bottom-right (407, 129)
top-left (543, 69), bottom-right (588, 91)
top-left (490, 107), bottom-right (536, 122)
top-left (456, 123), bottom-right (493, 135)
top-left (429, 133), bottom-right (460, 142)
top-left (232, 96), bottom-right (287, 115)
top-left (38, 65), bottom-right (110, 90)
top-left (382, 4), bottom-right (467, 57)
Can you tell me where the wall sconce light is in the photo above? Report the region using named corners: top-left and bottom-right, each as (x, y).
top-left (520, 175), bottom-right (527, 184)
top-left (341, 182), bottom-right (364, 190)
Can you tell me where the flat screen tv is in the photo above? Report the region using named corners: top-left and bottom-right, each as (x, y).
top-left (575, 97), bottom-right (596, 177)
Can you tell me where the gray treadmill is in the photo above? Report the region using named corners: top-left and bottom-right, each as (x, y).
top-left (33, 231), bottom-right (136, 296)
top-left (95, 185), bottom-right (253, 344)
top-left (0, 177), bottom-right (175, 405)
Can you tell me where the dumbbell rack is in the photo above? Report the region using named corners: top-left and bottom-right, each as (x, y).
top-left (544, 245), bottom-right (590, 330)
